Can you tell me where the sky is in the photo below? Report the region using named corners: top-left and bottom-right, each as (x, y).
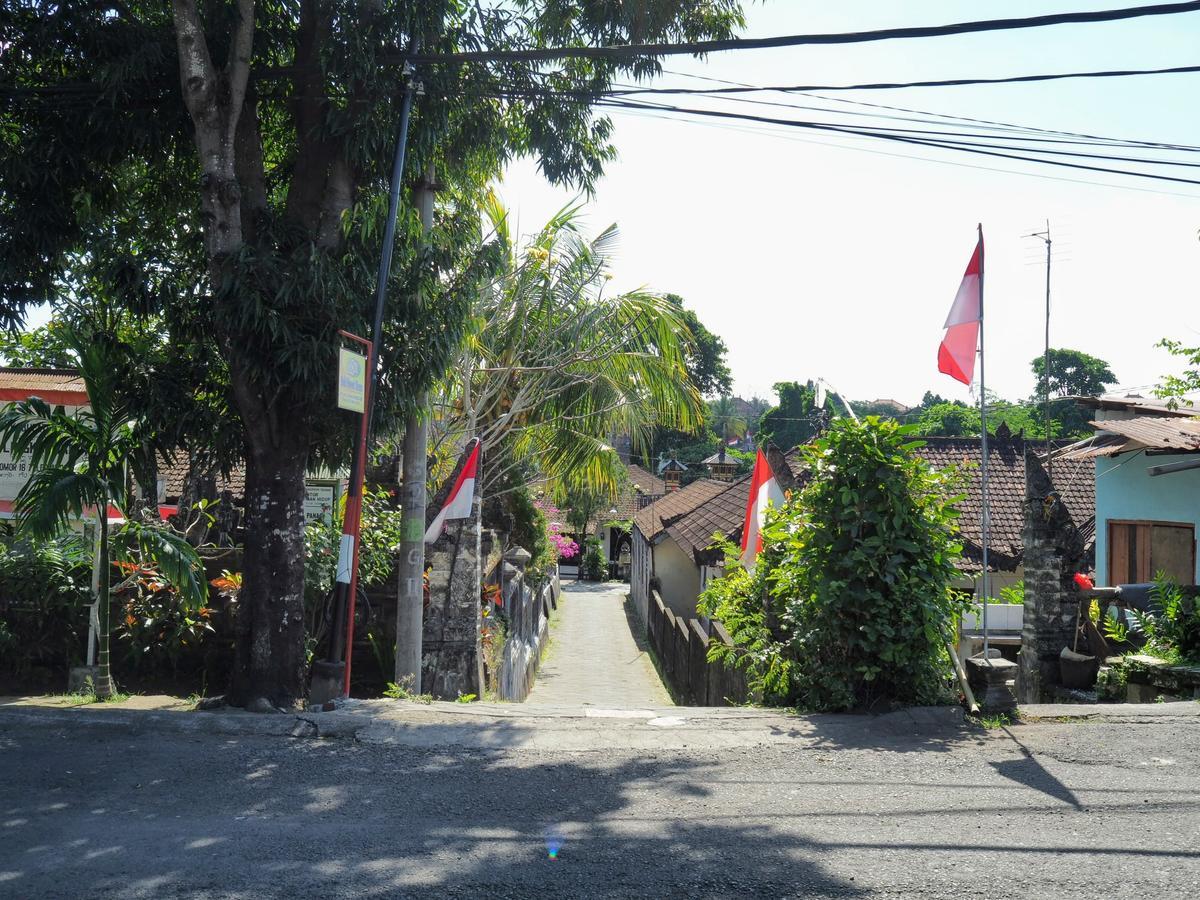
top-left (494, 1), bottom-right (1200, 409)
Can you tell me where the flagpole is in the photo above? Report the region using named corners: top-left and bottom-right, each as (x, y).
top-left (977, 223), bottom-right (991, 658)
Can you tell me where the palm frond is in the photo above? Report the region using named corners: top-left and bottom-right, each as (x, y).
top-left (114, 521), bottom-right (209, 610)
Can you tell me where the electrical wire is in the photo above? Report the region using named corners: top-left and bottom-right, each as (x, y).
top-left (604, 104), bottom-right (1200, 199)
top-left (651, 69), bottom-right (1200, 154)
top-left (592, 96), bottom-right (1200, 188)
top-left (401, 2), bottom-right (1200, 65)
top-left (603, 63), bottom-right (1200, 97)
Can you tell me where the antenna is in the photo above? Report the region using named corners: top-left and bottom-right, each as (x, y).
top-left (1025, 219), bottom-right (1053, 478)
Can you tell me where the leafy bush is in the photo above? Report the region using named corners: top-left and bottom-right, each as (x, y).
top-left (1128, 572), bottom-right (1200, 663)
top-left (581, 536), bottom-right (606, 581)
top-left (508, 488), bottom-right (557, 580)
top-left (304, 487), bottom-right (403, 657)
top-left (700, 418), bottom-right (967, 712)
top-left (0, 534), bottom-right (93, 678)
top-left (111, 558), bottom-right (219, 676)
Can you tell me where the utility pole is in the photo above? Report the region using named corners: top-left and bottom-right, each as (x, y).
top-left (395, 164), bottom-right (436, 691)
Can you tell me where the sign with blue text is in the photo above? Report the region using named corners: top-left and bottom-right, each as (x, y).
top-left (338, 348), bottom-right (367, 413)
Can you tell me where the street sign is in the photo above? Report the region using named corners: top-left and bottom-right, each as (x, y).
top-left (304, 482), bottom-right (337, 524)
top-left (337, 347), bottom-right (367, 413)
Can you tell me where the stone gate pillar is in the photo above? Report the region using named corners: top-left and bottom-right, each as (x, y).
top-left (422, 497), bottom-right (484, 699)
top-left (1019, 450), bottom-right (1085, 703)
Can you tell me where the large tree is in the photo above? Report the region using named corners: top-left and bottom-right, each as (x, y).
top-left (757, 380), bottom-right (831, 451)
top-left (1032, 348), bottom-right (1117, 437)
top-left (1, 2), bottom-right (745, 708)
top-left (663, 293), bottom-right (732, 398)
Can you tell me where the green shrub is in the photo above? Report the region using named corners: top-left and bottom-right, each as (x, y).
top-left (507, 488), bottom-right (555, 580)
top-left (581, 536), bottom-right (606, 581)
top-left (0, 534), bottom-right (93, 677)
top-left (1132, 573), bottom-right (1200, 663)
top-left (700, 417), bottom-right (967, 712)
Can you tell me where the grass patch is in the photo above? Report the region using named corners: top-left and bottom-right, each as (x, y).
top-left (60, 688), bottom-right (131, 707)
top-left (968, 710), bottom-right (1017, 729)
top-left (384, 677), bottom-right (433, 705)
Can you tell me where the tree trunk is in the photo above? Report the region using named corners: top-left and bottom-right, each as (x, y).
top-left (225, 426), bottom-right (309, 710)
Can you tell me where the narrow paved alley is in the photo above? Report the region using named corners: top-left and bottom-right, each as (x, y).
top-left (525, 581), bottom-right (673, 707)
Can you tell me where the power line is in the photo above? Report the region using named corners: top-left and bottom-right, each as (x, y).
top-left (403, 2), bottom-right (1200, 65)
top-left (603, 63), bottom-right (1200, 96)
top-left (653, 69), bottom-right (1200, 154)
top-left (606, 104), bottom-right (1200, 199)
top-left (595, 97), bottom-right (1200, 187)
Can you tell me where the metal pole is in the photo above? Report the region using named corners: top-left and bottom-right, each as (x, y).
top-left (365, 70), bottom-right (418, 440)
top-left (977, 223), bottom-right (990, 657)
top-left (326, 67), bottom-right (418, 695)
top-left (337, 331), bottom-right (373, 696)
top-left (1043, 220), bottom-right (1052, 480)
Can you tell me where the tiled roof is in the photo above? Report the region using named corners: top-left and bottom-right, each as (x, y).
top-left (1074, 392), bottom-right (1198, 418)
top-left (666, 450), bottom-right (805, 564)
top-left (0, 368), bottom-right (88, 403)
top-left (908, 437), bottom-right (1095, 573)
top-left (664, 436), bottom-right (1096, 573)
top-left (626, 463), bottom-right (665, 496)
top-left (633, 479), bottom-right (729, 542)
top-left (586, 463), bottom-right (668, 530)
top-left (159, 454), bottom-right (246, 502)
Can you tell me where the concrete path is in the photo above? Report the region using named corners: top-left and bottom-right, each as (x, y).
top-left (525, 580), bottom-right (673, 708)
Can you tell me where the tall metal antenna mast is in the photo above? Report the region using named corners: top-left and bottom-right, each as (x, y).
top-left (1027, 220), bottom-right (1053, 479)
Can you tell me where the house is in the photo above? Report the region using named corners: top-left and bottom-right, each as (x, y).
top-left (588, 463), bottom-right (666, 577)
top-left (700, 447), bottom-right (740, 482)
top-left (635, 428), bottom-right (1095, 625)
top-left (630, 478), bottom-right (730, 622)
top-left (1063, 408), bottom-right (1200, 586)
top-left (0, 369), bottom-right (90, 519)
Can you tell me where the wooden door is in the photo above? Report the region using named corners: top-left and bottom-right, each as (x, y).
top-left (1108, 521), bottom-right (1196, 585)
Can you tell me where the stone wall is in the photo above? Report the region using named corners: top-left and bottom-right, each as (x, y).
top-left (1019, 450), bottom-right (1087, 702)
top-left (421, 498), bottom-right (486, 700)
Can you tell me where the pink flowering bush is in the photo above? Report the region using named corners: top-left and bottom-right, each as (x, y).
top-left (550, 533), bottom-right (579, 560)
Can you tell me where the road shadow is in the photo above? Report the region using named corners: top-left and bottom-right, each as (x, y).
top-left (0, 723), bottom-right (866, 898)
top-left (3, 717), bottom-right (1200, 897)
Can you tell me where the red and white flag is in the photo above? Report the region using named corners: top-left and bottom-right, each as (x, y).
top-left (937, 231), bottom-right (983, 385)
top-left (740, 449), bottom-right (784, 570)
top-left (424, 441), bottom-right (480, 542)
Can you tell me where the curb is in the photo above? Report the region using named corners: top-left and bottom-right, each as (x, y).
top-left (0, 704), bottom-right (362, 741)
top-left (1017, 701), bottom-right (1200, 723)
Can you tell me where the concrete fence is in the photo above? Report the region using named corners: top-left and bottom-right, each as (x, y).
top-left (646, 589), bottom-right (748, 706)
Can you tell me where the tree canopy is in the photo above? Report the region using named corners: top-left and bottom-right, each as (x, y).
top-left (757, 381), bottom-right (831, 450)
top-left (663, 293), bottom-right (732, 398)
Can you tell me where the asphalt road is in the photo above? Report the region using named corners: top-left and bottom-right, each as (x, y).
top-left (1, 714), bottom-right (1199, 898)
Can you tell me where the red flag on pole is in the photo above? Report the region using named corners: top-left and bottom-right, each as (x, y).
top-left (740, 449), bottom-right (784, 570)
top-left (424, 441), bottom-right (480, 542)
top-left (938, 235), bottom-right (983, 384)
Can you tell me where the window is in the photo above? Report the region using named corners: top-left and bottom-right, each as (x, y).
top-left (1107, 521), bottom-right (1195, 585)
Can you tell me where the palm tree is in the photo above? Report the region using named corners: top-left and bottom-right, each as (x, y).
top-left (0, 330), bottom-right (206, 697)
top-left (709, 395), bottom-right (748, 445)
top-left (435, 195), bottom-right (705, 498)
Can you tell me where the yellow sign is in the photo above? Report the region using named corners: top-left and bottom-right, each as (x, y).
top-left (337, 348), bottom-right (367, 413)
